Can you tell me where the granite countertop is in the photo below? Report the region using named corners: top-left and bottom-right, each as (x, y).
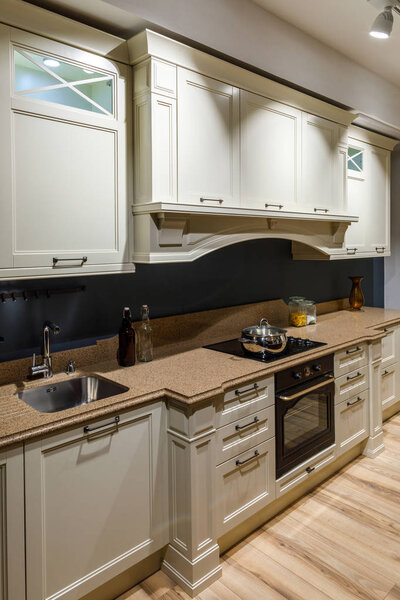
top-left (1, 306), bottom-right (399, 449)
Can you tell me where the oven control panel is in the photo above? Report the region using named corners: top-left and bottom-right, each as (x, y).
top-left (275, 353), bottom-right (334, 393)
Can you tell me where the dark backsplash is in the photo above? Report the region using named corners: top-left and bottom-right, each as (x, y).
top-left (0, 238), bottom-right (384, 362)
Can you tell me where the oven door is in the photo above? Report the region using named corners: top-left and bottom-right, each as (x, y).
top-left (276, 375), bottom-right (335, 478)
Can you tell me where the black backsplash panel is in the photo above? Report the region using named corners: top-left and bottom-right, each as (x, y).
top-left (0, 239), bottom-right (384, 362)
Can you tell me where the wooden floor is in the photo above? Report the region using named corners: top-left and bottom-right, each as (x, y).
top-left (118, 413), bottom-right (400, 600)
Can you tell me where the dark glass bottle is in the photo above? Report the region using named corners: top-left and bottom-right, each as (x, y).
top-left (118, 307), bottom-right (135, 366)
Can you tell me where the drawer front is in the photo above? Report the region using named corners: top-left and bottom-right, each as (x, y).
top-left (215, 375), bottom-right (274, 428)
top-left (382, 362), bottom-right (400, 411)
top-left (216, 406), bottom-right (274, 465)
top-left (275, 444), bottom-right (336, 498)
top-left (335, 366), bottom-right (369, 404)
top-left (334, 343), bottom-right (367, 377)
top-left (381, 325), bottom-right (400, 369)
top-left (335, 389), bottom-right (369, 456)
top-left (216, 438), bottom-right (275, 536)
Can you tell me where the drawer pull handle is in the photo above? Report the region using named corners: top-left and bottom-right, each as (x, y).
top-left (306, 466), bottom-right (315, 473)
top-left (200, 197), bottom-right (223, 204)
top-left (346, 346), bottom-right (361, 354)
top-left (346, 372), bottom-right (361, 381)
top-left (235, 416), bottom-right (259, 431)
top-left (236, 449), bottom-right (259, 466)
top-left (265, 203), bottom-right (283, 209)
top-left (383, 328), bottom-right (389, 333)
top-left (376, 247), bottom-right (385, 253)
top-left (314, 208), bottom-right (329, 213)
top-left (347, 396), bottom-right (362, 406)
top-left (383, 370), bottom-right (389, 376)
top-left (235, 383), bottom-right (259, 396)
top-left (84, 415), bottom-right (120, 433)
top-left (53, 256), bottom-right (87, 267)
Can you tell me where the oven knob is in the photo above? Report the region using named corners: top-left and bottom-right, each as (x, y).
top-left (293, 371), bottom-right (302, 380)
top-left (312, 364), bottom-right (321, 372)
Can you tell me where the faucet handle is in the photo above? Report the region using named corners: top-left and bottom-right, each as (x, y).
top-left (66, 359), bottom-right (75, 374)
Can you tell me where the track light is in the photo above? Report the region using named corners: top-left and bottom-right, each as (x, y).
top-left (370, 6), bottom-right (394, 38)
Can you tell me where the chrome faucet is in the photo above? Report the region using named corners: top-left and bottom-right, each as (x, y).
top-left (29, 321), bottom-right (60, 378)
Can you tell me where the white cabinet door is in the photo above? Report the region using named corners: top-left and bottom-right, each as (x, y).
top-left (177, 67), bottom-right (239, 207)
top-left (381, 362), bottom-right (400, 412)
top-left (344, 138), bottom-right (390, 257)
top-left (381, 324), bottom-right (400, 369)
top-left (301, 113), bottom-right (347, 215)
top-left (335, 390), bottom-right (369, 456)
top-left (240, 90), bottom-right (301, 211)
top-left (0, 27), bottom-right (133, 279)
top-left (0, 446), bottom-right (25, 600)
top-left (25, 403), bottom-right (168, 600)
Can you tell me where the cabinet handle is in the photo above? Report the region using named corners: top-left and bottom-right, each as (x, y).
top-left (265, 203), bottom-right (283, 210)
top-left (314, 208), bottom-right (329, 213)
top-left (53, 256), bottom-right (87, 267)
top-left (84, 415), bottom-right (120, 433)
top-left (346, 346), bottom-right (361, 354)
top-left (383, 370), bottom-right (389, 376)
top-left (235, 383), bottom-right (259, 396)
top-left (347, 396), bottom-right (362, 406)
top-left (235, 416), bottom-right (259, 431)
top-left (346, 372), bottom-right (361, 381)
top-left (383, 328), bottom-right (389, 333)
top-left (346, 248), bottom-right (357, 255)
top-left (200, 197), bottom-right (223, 204)
top-left (376, 247), bottom-right (385, 253)
top-left (306, 466), bottom-right (315, 473)
top-left (236, 449), bottom-right (259, 466)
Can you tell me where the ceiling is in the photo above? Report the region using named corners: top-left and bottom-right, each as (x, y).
top-left (252, 0), bottom-right (400, 87)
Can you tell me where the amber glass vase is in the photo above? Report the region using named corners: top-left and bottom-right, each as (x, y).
top-left (349, 276), bottom-right (364, 310)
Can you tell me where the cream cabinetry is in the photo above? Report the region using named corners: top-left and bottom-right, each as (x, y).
top-left (275, 444), bottom-right (336, 498)
top-left (379, 323), bottom-right (400, 416)
top-left (0, 446), bottom-right (25, 600)
top-left (25, 403), bottom-right (168, 600)
top-left (301, 114), bottom-right (347, 215)
top-left (0, 25), bottom-right (133, 280)
top-left (335, 389), bottom-right (369, 456)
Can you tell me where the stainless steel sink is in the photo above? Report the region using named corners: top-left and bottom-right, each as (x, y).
top-left (17, 376), bottom-right (129, 413)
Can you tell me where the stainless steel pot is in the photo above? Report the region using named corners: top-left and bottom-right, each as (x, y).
top-left (238, 318), bottom-right (287, 355)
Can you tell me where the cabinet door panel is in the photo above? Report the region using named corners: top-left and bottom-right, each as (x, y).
top-left (177, 68), bottom-right (239, 206)
top-left (366, 146), bottom-right (390, 250)
top-left (25, 404), bottom-right (168, 600)
top-left (0, 26), bottom-right (12, 269)
top-left (335, 390), bottom-right (369, 456)
top-left (381, 362), bottom-right (400, 411)
top-left (240, 90), bottom-right (301, 210)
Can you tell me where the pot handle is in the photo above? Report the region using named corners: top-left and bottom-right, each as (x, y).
top-left (259, 317), bottom-right (269, 327)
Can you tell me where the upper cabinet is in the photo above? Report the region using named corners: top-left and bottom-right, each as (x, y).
top-left (0, 26), bottom-right (133, 280)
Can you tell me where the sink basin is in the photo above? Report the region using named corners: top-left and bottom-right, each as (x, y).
top-left (17, 376), bottom-right (129, 413)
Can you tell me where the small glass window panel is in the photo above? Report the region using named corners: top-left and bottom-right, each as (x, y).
top-left (14, 48), bottom-right (113, 115)
top-left (348, 147), bottom-right (363, 173)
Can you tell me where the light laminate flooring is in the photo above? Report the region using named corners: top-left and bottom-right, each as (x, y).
top-left (118, 413), bottom-right (400, 600)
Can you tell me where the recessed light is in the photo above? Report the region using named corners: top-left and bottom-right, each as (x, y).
top-left (43, 58), bottom-right (60, 68)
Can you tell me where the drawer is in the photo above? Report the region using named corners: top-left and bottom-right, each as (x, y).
top-left (335, 365), bottom-right (369, 404)
top-left (275, 444), bottom-right (336, 498)
top-left (215, 406), bottom-right (274, 465)
top-left (216, 438), bottom-right (275, 536)
top-left (382, 362), bottom-right (400, 411)
top-left (334, 343), bottom-right (367, 377)
top-left (380, 324), bottom-right (400, 369)
top-left (335, 389), bottom-right (369, 456)
top-left (215, 375), bottom-right (274, 428)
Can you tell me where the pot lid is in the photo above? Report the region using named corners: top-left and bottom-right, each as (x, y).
top-left (242, 318), bottom-right (287, 337)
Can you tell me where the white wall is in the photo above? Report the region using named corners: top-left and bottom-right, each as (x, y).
top-left (105, 0), bottom-right (400, 130)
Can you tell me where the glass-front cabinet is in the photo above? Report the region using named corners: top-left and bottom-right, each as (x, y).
top-left (0, 25), bottom-right (133, 279)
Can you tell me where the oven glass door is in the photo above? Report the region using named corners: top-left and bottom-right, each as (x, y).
top-left (276, 380), bottom-right (334, 477)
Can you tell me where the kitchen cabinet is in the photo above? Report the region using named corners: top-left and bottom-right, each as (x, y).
top-left (301, 113), bottom-right (347, 215)
top-left (240, 90), bottom-right (301, 211)
top-left (380, 323), bottom-right (400, 369)
top-left (0, 445), bottom-right (25, 600)
top-left (275, 444), bottom-right (336, 498)
top-left (334, 343), bottom-right (368, 378)
top-left (381, 363), bottom-right (400, 412)
top-left (25, 402), bottom-right (168, 600)
top-left (0, 25), bottom-right (133, 280)
top-left (335, 390), bottom-right (369, 456)
top-left (342, 128), bottom-right (393, 258)
top-left (177, 68), bottom-right (240, 207)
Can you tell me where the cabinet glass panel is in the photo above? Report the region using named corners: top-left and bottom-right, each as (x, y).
top-left (14, 48), bottom-right (113, 115)
top-left (348, 147), bottom-right (364, 173)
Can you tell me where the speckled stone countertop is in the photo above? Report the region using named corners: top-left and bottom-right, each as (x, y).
top-left (1, 305), bottom-right (400, 449)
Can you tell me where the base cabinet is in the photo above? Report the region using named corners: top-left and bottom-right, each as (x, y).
top-left (25, 403), bottom-right (168, 600)
top-left (381, 362), bottom-right (400, 412)
top-left (0, 446), bottom-right (25, 600)
top-left (336, 390), bottom-right (369, 456)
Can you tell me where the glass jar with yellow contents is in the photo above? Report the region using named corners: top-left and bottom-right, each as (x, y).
top-left (288, 296), bottom-right (307, 327)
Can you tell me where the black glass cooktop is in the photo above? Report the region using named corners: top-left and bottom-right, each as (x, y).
top-left (204, 336), bottom-right (327, 363)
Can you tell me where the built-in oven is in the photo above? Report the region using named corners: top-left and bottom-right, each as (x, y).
top-left (275, 354), bottom-right (335, 479)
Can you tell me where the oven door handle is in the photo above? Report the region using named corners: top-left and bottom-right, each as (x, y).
top-left (277, 376), bottom-right (334, 401)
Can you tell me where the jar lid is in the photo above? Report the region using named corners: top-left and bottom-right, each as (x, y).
top-left (303, 300), bottom-right (315, 305)
top-left (288, 296), bottom-right (305, 301)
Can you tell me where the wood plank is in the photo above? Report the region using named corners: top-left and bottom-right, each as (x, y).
top-left (385, 585), bottom-right (400, 600)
